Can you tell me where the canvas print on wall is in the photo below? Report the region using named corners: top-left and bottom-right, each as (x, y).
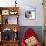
top-left (25, 10), bottom-right (36, 19)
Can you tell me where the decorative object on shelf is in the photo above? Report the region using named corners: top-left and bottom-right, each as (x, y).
top-left (9, 10), bottom-right (18, 15)
top-left (25, 10), bottom-right (36, 19)
top-left (2, 10), bottom-right (9, 15)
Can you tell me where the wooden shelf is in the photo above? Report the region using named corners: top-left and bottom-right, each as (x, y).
top-left (1, 40), bottom-right (19, 46)
top-left (2, 40), bottom-right (19, 42)
top-left (0, 7), bottom-right (20, 46)
top-left (0, 7), bottom-right (19, 24)
top-left (0, 7), bottom-right (19, 10)
top-left (0, 24), bottom-right (20, 32)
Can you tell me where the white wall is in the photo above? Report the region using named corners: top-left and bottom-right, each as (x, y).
top-left (0, 0), bottom-right (44, 26)
top-left (18, 0), bottom-right (44, 26)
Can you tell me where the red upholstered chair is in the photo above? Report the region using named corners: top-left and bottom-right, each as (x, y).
top-left (21, 28), bottom-right (41, 46)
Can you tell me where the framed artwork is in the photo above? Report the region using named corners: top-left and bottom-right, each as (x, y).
top-left (2, 10), bottom-right (9, 15)
top-left (25, 10), bottom-right (36, 19)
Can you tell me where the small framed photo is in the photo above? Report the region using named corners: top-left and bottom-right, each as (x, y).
top-left (2, 10), bottom-right (9, 15)
top-left (25, 10), bottom-right (36, 19)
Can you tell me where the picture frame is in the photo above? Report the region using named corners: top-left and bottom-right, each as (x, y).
top-left (25, 10), bottom-right (36, 19)
top-left (2, 10), bottom-right (9, 15)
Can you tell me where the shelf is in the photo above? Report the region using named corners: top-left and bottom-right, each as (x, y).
top-left (0, 7), bottom-right (19, 10)
top-left (1, 40), bottom-right (19, 46)
top-left (0, 7), bottom-right (20, 46)
top-left (0, 7), bottom-right (19, 24)
top-left (2, 40), bottom-right (19, 42)
top-left (1, 7), bottom-right (19, 16)
top-left (0, 24), bottom-right (20, 32)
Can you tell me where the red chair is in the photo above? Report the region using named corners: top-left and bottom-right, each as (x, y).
top-left (21, 28), bottom-right (41, 46)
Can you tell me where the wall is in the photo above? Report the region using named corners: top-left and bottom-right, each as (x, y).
top-left (18, 0), bottom-right (44, 26)
top-left (0, 0), bottom-right (44, 26)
